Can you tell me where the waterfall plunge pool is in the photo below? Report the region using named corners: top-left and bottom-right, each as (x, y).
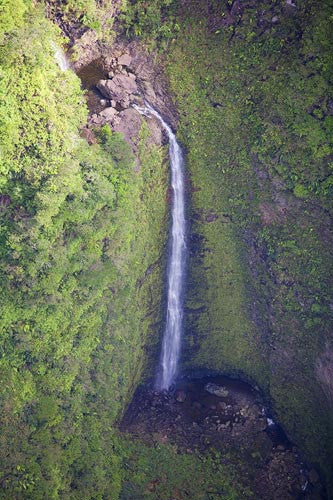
top-left (120, 374), bottom-right (324, 498)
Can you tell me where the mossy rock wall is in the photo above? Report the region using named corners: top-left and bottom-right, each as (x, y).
top-left (166, 0), bottom-right (333, 489)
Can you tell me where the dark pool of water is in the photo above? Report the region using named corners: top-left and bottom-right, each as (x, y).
top-left (77, 59), bottom-right (108, 114)
top-left (77, 59), bottom-right (107, 90)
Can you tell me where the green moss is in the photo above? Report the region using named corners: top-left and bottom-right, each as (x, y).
top-left (165, 0), bottom-right (333, 490)
top-left (293, 183), bottom-right (309, 198)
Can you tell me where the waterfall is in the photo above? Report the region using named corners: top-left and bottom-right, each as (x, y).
top-left (134, 102), bottom-right (186, 391)
top-left (52, 42), bottom-right (70, 71)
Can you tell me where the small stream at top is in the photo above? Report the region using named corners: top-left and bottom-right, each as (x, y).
top-left (52, 43), bottom-right (70, 71)
top-left (134, 103), bottom-right (186, 391)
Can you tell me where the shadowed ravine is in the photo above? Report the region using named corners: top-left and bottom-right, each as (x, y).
top-left (134, 103), bottom-right (186, 391)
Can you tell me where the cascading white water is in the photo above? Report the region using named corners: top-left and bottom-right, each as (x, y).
top-left (52, 42), bottom-right (70, 71)
top-left (134, 102), bottom-right (186, 391)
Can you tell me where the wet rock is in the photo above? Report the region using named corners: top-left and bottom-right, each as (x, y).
top-left (118, 53), bottom-right (132, 66)
top-left (96, 75), bottom-right (138, 107)
top-left (257, 418), bottom-right (268, 431)
top-left (141, 80), bottom-right (156, 103)
top-left (175, 390), bottom-right (186, 403)
top-left (205, 382), bottom-right (229, 398)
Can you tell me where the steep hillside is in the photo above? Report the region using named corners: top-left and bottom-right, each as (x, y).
top-left (164, 0), bottom-right (333, 488)
top-left (0, 2), bottom-right (168, 497)
top-left (0, 0), bottom-right (332, 498)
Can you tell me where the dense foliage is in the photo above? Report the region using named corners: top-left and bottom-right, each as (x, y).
top-left (119, 439), bottom-right (247, 499)
top-left (0, 3), bottom-right (169, 497)
top-left (120, 0), bottom-right (179, 42)
top-left (43, 0), bottom-right (116, 33)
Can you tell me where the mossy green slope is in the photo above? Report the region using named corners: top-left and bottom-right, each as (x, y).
top-left (166, 0), bottom-right (333, 488)
top-left (118, 437), bottom-right (247, 499)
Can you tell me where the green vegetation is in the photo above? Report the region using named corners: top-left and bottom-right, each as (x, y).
top-left (164, 0), bottom-right (333, 489)
top-left (120, 0), bottom-right (179, 43)
top-left (0, 3), bottom-right (168, 497)
top-left (1, 0), bottom-right (333, 497)
top-left (43, 0), bottom-right (116, 33)
top-left (119, 437), bottom-right (247, 499)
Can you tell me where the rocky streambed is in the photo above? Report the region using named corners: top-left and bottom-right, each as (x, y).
top-left (121, 376), bottom-right (324, 499)
top-left (75, 40), bottom-right (177, 154)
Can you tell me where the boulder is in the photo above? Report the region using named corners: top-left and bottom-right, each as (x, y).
top-left (90, 113), bottom-right (104, 125)
top-left (114, 74), bottom-right (138, 94)
top-left (89, 107), bottom-right (120, 127)
top-left (204, 383), bottom-right (229, 398)
top-left (118, 53), bottom-right (132, 66)
top-left (99, 107), bottom-right (118, 121)
top-left (96, 75), bottom-right (138, 106)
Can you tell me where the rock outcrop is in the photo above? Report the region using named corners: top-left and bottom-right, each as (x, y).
top-left (96, 73), bottom-right (138, 109)
top-left (75, 41), bottom-right (175, 155)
